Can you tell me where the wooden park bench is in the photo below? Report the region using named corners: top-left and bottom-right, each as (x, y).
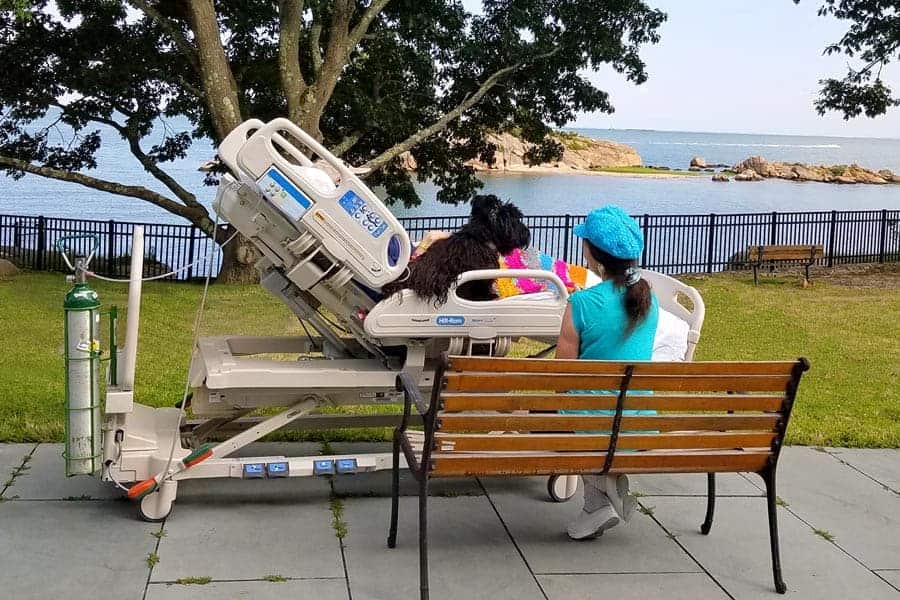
top-left (748, 244), bottom-right (824, 285)
top-left (388, 354), bottom-right (810, 599)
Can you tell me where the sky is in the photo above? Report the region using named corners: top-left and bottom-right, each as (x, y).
top-left (465, 0), bottom-right (900, 138)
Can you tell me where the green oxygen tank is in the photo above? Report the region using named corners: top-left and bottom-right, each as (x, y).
top-left (63, 262), bottom-right (102, 476)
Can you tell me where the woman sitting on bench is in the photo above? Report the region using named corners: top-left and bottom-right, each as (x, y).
top-left (556, 205), bottom-right (660, 540)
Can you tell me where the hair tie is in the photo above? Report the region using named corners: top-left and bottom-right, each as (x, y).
top-left (624, 267), bottom-right (642, 287)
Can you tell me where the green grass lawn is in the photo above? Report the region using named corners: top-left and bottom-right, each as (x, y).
top-left (1, 270), bottom-right (898, 447)
top-left (590, 166), bottom-right (706, 176)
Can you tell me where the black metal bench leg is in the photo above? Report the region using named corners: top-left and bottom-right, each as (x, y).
top-left (761, 467), bottom-right (787, 594)
top-left (701, 473), bottom-right (716, 534)
top-left (419, 476), bottom-right (430, 600)
top-left (388, 430), bottom-right (401, 549)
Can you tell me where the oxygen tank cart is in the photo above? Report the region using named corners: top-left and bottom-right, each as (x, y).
top-left (57, 234), bottom-right (113, 477)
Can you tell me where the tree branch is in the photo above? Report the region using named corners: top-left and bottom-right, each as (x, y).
top-left (330, 131), bottom-right (363, 157)
top-left (300, 0), bottom-right (390, 134)
top-left (127, 0), bottom-right (200, 73)
top-left (362, 51), bottom-right (557, 173)
top-left (279, 0), bottom-right (308, 123)
top-left (88, 115), bottom-right (202, 211)
top-left (0, 154), bottom-right (205, 224)
top-left (309, 3), bottom-right (324, 77)
top-left (185, 0), bottom-right (243, 141)
top-left (348, 0), bottom-right (391, 49)
top-left (314, 0), bottom-right (353, 99)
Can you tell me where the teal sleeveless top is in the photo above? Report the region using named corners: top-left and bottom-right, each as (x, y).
top-left (563, 279), bottom-right (659, 418)
top-left (569, 279), bottom-right (659, 361)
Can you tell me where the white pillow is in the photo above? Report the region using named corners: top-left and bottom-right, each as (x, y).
top-left (291, 165), bottom-right (338, 196)
top-left (653, 308), bottom-right (689, 362)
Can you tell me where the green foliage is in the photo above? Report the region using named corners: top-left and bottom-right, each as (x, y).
top-left (0, 1), bottom-right (666, 213)
top-left (263, 575), bottom-right (288, 583)
top-left (330, 497), bottom-right (348, 540)
top-left (176, 576), bottom-right (212, 585)
top-left (800, 1), bottom-right (900, 118)
top-left (0, 0), bottom-right (32, 20)
top-left (590, 166), bottom-right (702, 176)
top-left (813, 528), bottom-right (836, 542)
top-left (146, 552), bottom-right (160, 568)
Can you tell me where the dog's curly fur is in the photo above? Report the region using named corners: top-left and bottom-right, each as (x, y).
top-left (382, 194), bottom-right (530, 305)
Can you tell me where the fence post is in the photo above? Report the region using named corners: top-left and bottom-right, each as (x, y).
top-left (107, 220), bottom-right (116, 276)
top-left (187, 225), bottom-right (197, 281)
top-left (562, 214), bottom-right (571, 263)
top-left (769, 211), bottom-right (778, 245)
top-left (36, 215), bottom-right (46, 271)
top-left (827, 210), bottom-right (837, 267)
top-left (641, 214), bottom-right (649, 268)
top-left (706, 213), bottom-right (717, 274)
top-left (878, 209), bottom-right (888, 263)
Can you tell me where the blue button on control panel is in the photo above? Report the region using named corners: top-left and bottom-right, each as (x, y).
top-left (243, 463), bottom-right (265, 479)
top-left (313, 459), bottom-right (335, 476)
top-left (336, 459), bottom-right (358, 474)
top-left (266, 461), bottom-right (289, 478)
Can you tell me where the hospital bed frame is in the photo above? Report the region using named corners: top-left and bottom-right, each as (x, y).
top-left (100, 118), bottom-right (703, 521)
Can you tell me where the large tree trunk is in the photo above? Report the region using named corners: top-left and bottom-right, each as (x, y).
top-left (217, 232), bottom-right (260, 283)
top-left (186, 0), bottom-right (243, 141)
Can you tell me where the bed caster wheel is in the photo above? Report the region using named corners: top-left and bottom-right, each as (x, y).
top-left (137, 480), bottom-right (177, 522)
top-left (547, 475), bottom-right (578, 503)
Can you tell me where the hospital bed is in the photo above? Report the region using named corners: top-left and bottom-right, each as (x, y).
top-left (102, 118), bottom-right (703, 521)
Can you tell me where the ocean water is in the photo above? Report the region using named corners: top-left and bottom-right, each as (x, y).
top-left (578, 128), bottom-right (900, 172)
top-left (1, 124), bottom-right (898, 223)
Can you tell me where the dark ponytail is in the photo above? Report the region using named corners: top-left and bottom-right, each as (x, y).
top-left (586, 242), bottom-right (651, 335)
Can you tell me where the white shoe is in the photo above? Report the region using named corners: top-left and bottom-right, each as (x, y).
top-left (607, 475), bottom-right (637, 522)
top-left (566, 504), bottom-right (620, 540)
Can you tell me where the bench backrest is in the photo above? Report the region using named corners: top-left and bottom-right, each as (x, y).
top-left (418, 355), bottom-right (809, 479)
top-left (748, 244), bottom-right (824, 262)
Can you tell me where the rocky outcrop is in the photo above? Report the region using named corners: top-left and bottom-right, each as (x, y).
top-left (734, 169), bottom-right (763, 182)
top-left (690, 156), bottom-right (707, 168)
top-left (0, 258), bottom-right (19, 278)
top-left (732, 156), bottom-right (899, 185)
top-left (401, 132), bottom-right (641, 173)
top-left (711, 173), bottom-right (730, 182)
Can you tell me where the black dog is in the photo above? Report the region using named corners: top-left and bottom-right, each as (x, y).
top-left (382, 195), bottom-right (530, 305)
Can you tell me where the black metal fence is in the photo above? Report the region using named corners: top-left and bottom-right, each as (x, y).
top-left (2, 209), bottom-right (898, 280)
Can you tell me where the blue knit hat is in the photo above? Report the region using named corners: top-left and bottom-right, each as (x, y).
top-left (573, 205), bottom-right (643, 259)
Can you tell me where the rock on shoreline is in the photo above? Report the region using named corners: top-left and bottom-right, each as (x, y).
top-left (400, 131), bottom-right (641, 172)
top-left (731, 156), bottom-right (900, 185)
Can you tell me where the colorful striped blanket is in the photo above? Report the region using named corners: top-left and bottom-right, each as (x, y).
top-left (495, 248), bottom-right (589, 298)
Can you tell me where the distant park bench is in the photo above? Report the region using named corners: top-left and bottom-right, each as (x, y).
top-left (748, 244), bottom-right (824, 285)
top-left (388, 354), bottom-right (810, 599)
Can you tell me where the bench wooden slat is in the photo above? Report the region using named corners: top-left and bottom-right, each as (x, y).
top-left (443, 372), bottom-right (792, 393)
top-left (437, 413), bottom-right (780, 433)
top-left (446, 357), bottom-right (798, 376)
top-left (430, 450), bottom-right (772, 477)
top-left (440, 393), bottom-right (785, 412)
top-left (747, 244), bottom-right (824, 261)
top-left (435, 431), bottom-right (777, 452)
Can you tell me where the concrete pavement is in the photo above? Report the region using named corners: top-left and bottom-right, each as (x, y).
top-left (1, 443), bottom-right (897, 600)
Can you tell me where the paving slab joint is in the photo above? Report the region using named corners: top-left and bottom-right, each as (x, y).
top-left (1, 444), bottom-right (38, 497)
